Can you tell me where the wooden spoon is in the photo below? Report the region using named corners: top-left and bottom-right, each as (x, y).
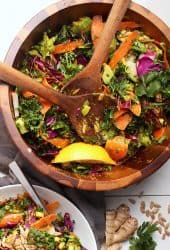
top-left (0, 62), bottom-right (114, 144)
top-left (63, 0), bottom-right (131, 94)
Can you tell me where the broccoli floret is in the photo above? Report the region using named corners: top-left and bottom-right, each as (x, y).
top-left (117, 79), bottom-right (134, 101)
top-left (138, 130), bottom-right (152, 147)
top-left (16, 117), bottom-right (28, 134)
top-left (72, 17), bottom-right (92, 34)
top-left (132, 40), bottom-right (147, 53)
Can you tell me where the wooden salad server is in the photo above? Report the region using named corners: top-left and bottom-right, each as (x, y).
top-left (0, 62), bottom-right (114, 144)
top-left (63, 0), bottom-right (131, 94)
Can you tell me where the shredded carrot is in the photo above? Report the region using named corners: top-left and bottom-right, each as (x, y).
top-left (46, 201), bottom-right (60, 213)
top-left (31, 214), bottom-right (57, 229)
top-left (109, 31), bottom-right (139, 69)
top-left (41, 131), bottom-right (70, 148)
top-left (53, 40), bottom-right (84, 54)
top-left (39, 97), bottom-right (52, 115)
top-left (113, 113), bottom-right (132, 131)
top-left (130, 103), bottom-right (141, 117)
top-left (91, 15), bottom-right (104, 48)
top-left (102, 84), bottom-right (111, 94)
top-left (105, 136), bottom-right (130, 161)
top-left (42, 77), bottom-right (52, 88)
top-left (22, 90), bottom-right (36, 98)
top-left (118, 21), bottom-right (141, 30)
top-left (153, 127), bottom-right (166, 139)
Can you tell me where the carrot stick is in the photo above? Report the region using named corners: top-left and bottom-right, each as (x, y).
top-left (105, 136), bottom-right (130, 161)
top-left (102, 84), bottom-right (111, 94)
top-left (31, 214), bottom-right (57, 229)
top-left (130, 103), bottom-right (141, 116)
top-left (22, 90), bottom-right (36, 98)
top-left (91, 15), bottom-right (105, 48)
top-left (53, 40), bottom-right (84, 54)
top-left (41, 131), bottom-right (70, 148)
top-left (0, 214), bottom-right (23, 228)
top-left (113, 113), bottom-right (132, 130)
top-left (46, 201), bottom-right (60, 213)
top-left (153, 127), bottom-right (166, 139)
top-left (109, 31), bottom-right (139, 69)
top-left (118, 21), bottom-right (141, 30)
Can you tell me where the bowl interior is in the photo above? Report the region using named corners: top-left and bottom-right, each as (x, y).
top-left (2, 1), bottom-right (170, 191)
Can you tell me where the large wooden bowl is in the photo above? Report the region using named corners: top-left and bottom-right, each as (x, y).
top-left (0, 0), bottom-right (170, 191)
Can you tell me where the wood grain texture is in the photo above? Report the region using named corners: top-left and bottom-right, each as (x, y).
top-left (1, 0), bottom-right (170, 191)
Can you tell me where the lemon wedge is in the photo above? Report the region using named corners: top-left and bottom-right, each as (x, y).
top-left (52, 142), bottom-right (116, 165)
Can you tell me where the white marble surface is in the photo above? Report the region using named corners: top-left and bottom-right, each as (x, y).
top-left (0, 1), bottom-right (170, 195)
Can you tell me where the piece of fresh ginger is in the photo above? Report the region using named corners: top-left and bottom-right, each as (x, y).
top-left (106, 204), bottom-right (130, 246)
top-left (110, 217), bottom-right (138, 244)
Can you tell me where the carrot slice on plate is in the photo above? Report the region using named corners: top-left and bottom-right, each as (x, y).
top-left (91, 15), bottom-right (104, 48)
top-left (105, 136), bottom-right (130, 161)
top-left (31, 214), bottom-right (57, 229)
top-left (109, 31), bottom-right (139, 69)
top-left (0, 214), bottom-right (23, 228)
top-left (46, 201), bottom-right (60, 213)
top-left (153, 127), bottom-right (166, 139)
top-left (53, 40), bottom-right (84, 54)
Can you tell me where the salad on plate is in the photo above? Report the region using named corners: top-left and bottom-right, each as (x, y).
top-left (0, 192), bottom-right (86, 250)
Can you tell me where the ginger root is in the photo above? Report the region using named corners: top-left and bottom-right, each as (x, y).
top-left (106, 204), bottom-right (130, 246)
top-left (110, 217), bottom-right (138, 244)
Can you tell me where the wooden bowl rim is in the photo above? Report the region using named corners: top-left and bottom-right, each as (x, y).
top-left (1, 0), bottom-right (170, 191)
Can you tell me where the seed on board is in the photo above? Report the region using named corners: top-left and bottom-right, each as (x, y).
top-left (145, 210), bottom-right (150, 217)
top-left (154, 203), bottom-right (161, 209)
top-left (140, 201), bottom-right (146, 213)
top-left (138, 191), bottom-right (144, 198)
top-left (168, 205), bottom-right (170, 214)
top-left (128, 199), bottom-right (136, 205)
top-left (158, 227), bottom-right (162, 234)
top-left (150, 212), bottom-right (155, 221)
top-left (150, 201), bottom-right (154, 209)
top-left (165, 223), bottom-right (170, 230)
top-left (152, 208), bottom-right (159, 214)
top-left (165, 230), bottom-right (170, 237)
top-left (162, 233), bottom-right (166, 240)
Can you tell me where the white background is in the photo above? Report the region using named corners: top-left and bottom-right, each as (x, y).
top-left (0, 1), bottom-right (170, 248)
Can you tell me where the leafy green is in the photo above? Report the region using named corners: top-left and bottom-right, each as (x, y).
top-left (18, 97), bottom-right (43, 133)
top-left (29, 32), bottom-right (57, 58)
top-left (59, 52), bottom-right (83, 81)
top-left (132, 40), bottom-right (147, 53)
top-left (72, 17), bottom-right (92, 34)
top-left (129, 222), bottom-right (158, 250)
top-left (136, 70), bottom-right (170, 98)
top-left (28, 228), bottom-right (56, 250)
top-left (116, 79), bottom-right (134, 101)
top-left (56, 25), bottom-right (77, 43)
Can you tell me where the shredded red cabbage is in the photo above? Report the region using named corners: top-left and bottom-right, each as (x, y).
top-left (137, 52), bottom-right (162, 77)
top-left (47, 129), bottom-right (58, 138)
top-left (46, 117), bottom-right (57, 126)
top-left (76, 55), bottom-right (88, 66)
top-left (33, 56), bottom-right (64, 81)
top-left (64, 212), bottom-right (74, 232)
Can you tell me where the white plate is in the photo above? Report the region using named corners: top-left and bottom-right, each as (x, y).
top-left (106, 196), bottom-right (170, 250)
top-left (0, 184), bottom-right (97, 250)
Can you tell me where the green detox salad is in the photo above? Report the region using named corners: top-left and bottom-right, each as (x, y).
top-left (13, 16), bottom-right (170, 175)
top-left (0, 193), bottom-right (86, 250)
